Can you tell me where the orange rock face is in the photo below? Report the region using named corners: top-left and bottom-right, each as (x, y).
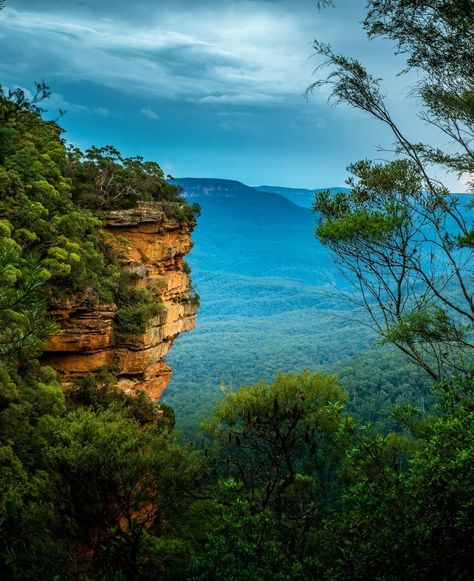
top-left (42, 202), bottom-right (198, 400)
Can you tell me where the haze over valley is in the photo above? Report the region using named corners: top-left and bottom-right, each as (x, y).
top-left (164, 178), bottom-right (432, 434)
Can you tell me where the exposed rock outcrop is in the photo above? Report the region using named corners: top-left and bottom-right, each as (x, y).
top-left (42, 202), bottom-right (198, 400)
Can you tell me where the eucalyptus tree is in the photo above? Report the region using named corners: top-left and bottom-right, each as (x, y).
top-left (309, 0), bottom-right (474, 380)
top-left (203, 370), bottom-right (347, 535)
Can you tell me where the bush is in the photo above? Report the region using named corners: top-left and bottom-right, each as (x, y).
top-left (67, 145), bottom-right (186, 211)
top-left (114, 302), bottom-right (163, 341)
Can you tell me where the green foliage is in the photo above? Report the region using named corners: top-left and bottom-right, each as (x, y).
top-left (182, 260), bottom-right (191, 274)
top-left (114, 301), bottom-right (163, 341)
top-left (315, 159), bottom-right (415, 243)
top-left (160, 200), bottom-right (201, 224)
top-left (192, 484), bottom-right (294, 581)
top-left (0, 84), bottom-right (197, 306)
top-left (317, 208), bottom-right (403, 243)
top-left (203, 371), bottom-right (348, 550)
top-left (0, 363), bottom-right (66, 580)
top-left (68, 367), bottom-right (176, 428)
top-left (384, 305), bottom-right (469, 347)
top-left (165, 304), bottom-right (433, 438)
top-left (51, 407), bottom-right (203, 570)
top-left (0, 230), bottom-right (55, 358)
top-left (3, 1), bottom-right (474, 573)
top-left (188, 282), bottom-right (200, 307)
top-left (310, 0), bottom-right (474, 382)
top-left (0, 202), bottom-right (65, 578)
top-left (302, 1), bottom-right (474, 577)
top-left (314, 158), bottom-right (472, 380)
top-left (67, 145), bottom-right (186, 211)
top-left (316, 374), bottom-right (474, 580)
top-left (0, 84), bottom-right (202, 578)
top-left (112, 270), bottom-right (164, 341)
top-left (0, 87), bottom-right (115, 299)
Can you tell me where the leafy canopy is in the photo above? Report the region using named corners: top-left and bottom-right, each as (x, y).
top-left (310, 0), bottom-right (474, 381)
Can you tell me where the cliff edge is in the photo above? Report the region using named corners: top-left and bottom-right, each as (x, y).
top-left (42, 202), bottom-right (198, 399)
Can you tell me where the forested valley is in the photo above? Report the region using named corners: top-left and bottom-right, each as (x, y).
top-left (1, 0), bottom-right (474, 579)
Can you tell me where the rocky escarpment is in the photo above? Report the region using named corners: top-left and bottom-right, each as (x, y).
top-left (42, 202), bottom-right (198, 400)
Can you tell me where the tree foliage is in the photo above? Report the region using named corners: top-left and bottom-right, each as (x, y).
top-left (0, 85), bottom-right (203, 579)
top-left (317, 374), bottom-right (474, 580)
top-left (314, 158), bottom-right (473, 379)
top-left (67, 145), bottom-right (186, 210)
top-left (0, 84), bottom-right (195, 302)
top-left (309, 0), bottom-right (474, 381)
top-left (0, 228), bottom-right (55, 358)
top-left (50, 406), bottom-right (204, 579)
top-left (203, 371), bottom-right (348, 558)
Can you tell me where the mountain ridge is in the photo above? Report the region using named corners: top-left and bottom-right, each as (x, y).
top-left (256, 185), bottom-right (351, 208)
top-left (171, 177), bottom-right (303, 212)
top-left (171, 177), bottom-right (351, 209)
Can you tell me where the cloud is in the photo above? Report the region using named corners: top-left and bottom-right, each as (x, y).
top-left (34, 91), bottom-right (112, 117)
top-left (93, 106), bottom-right (111, 116)
top-left (141, 107), bottom-right (159, 120)
top-left (199, 92), bottom-right (281, 105)
top-left (1, 0), bottom-right (448, 190)
top-left (0, 2), bottom-right (322, 105)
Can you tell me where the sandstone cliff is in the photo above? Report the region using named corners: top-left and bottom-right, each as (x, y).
top-left (42, 202), bottom-right (198, 399)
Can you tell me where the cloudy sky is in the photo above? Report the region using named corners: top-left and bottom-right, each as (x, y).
top-left (0, 0), bottom-right (462, 189)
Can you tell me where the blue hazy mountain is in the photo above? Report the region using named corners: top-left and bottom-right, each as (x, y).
top-left (163, 177), bottom-right (432, 434)
top-left (255, 185), bottom-right (351, 208)
top-left (171, 178), bottom-right (342, 287)
top-left (163, 181), bottom-right (471, 435)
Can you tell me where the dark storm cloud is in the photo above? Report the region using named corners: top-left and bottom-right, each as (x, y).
top-left (0, 0), bottom-right (366, 106)
top-left (1, 0), bottom-right (321, 103)
top-left (1, 0), bottom-right (457, 188)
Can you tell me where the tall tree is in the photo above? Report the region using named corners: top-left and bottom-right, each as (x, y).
top-left (203, 370), bottom-right (347, 541)
top-left (309, 0), bottom-right (474, 380)
top-left (0, 224), bottom-right (56, 359)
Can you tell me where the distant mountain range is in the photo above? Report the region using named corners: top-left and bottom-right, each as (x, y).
top-left (173, 177), bottom-right (470, 211)
top-left (169, 177), bottom-right (339, 284)
top-left (255, 185), bottom-right (351, 208)
top-left (163, 177), bottom-right (464, 435)
top-left (172, 177), bottom-right (350, 209)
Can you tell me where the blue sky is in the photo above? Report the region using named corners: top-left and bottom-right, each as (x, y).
top-left (0, 0), bottom-right (466, 189)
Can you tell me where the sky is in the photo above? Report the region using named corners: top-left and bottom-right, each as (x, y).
top-left (0, 0), bottom-right (465, 189)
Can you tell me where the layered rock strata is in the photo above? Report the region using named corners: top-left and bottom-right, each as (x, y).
top-left (42, 202), bottom-right (197, 399)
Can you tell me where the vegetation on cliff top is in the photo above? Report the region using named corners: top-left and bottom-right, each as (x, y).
top-left (0, 82), bottom-right (198, 350)
top-left (0, 84), bottom-right (197, 300)
top-left (0, 83), bottom-right (203, 579)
